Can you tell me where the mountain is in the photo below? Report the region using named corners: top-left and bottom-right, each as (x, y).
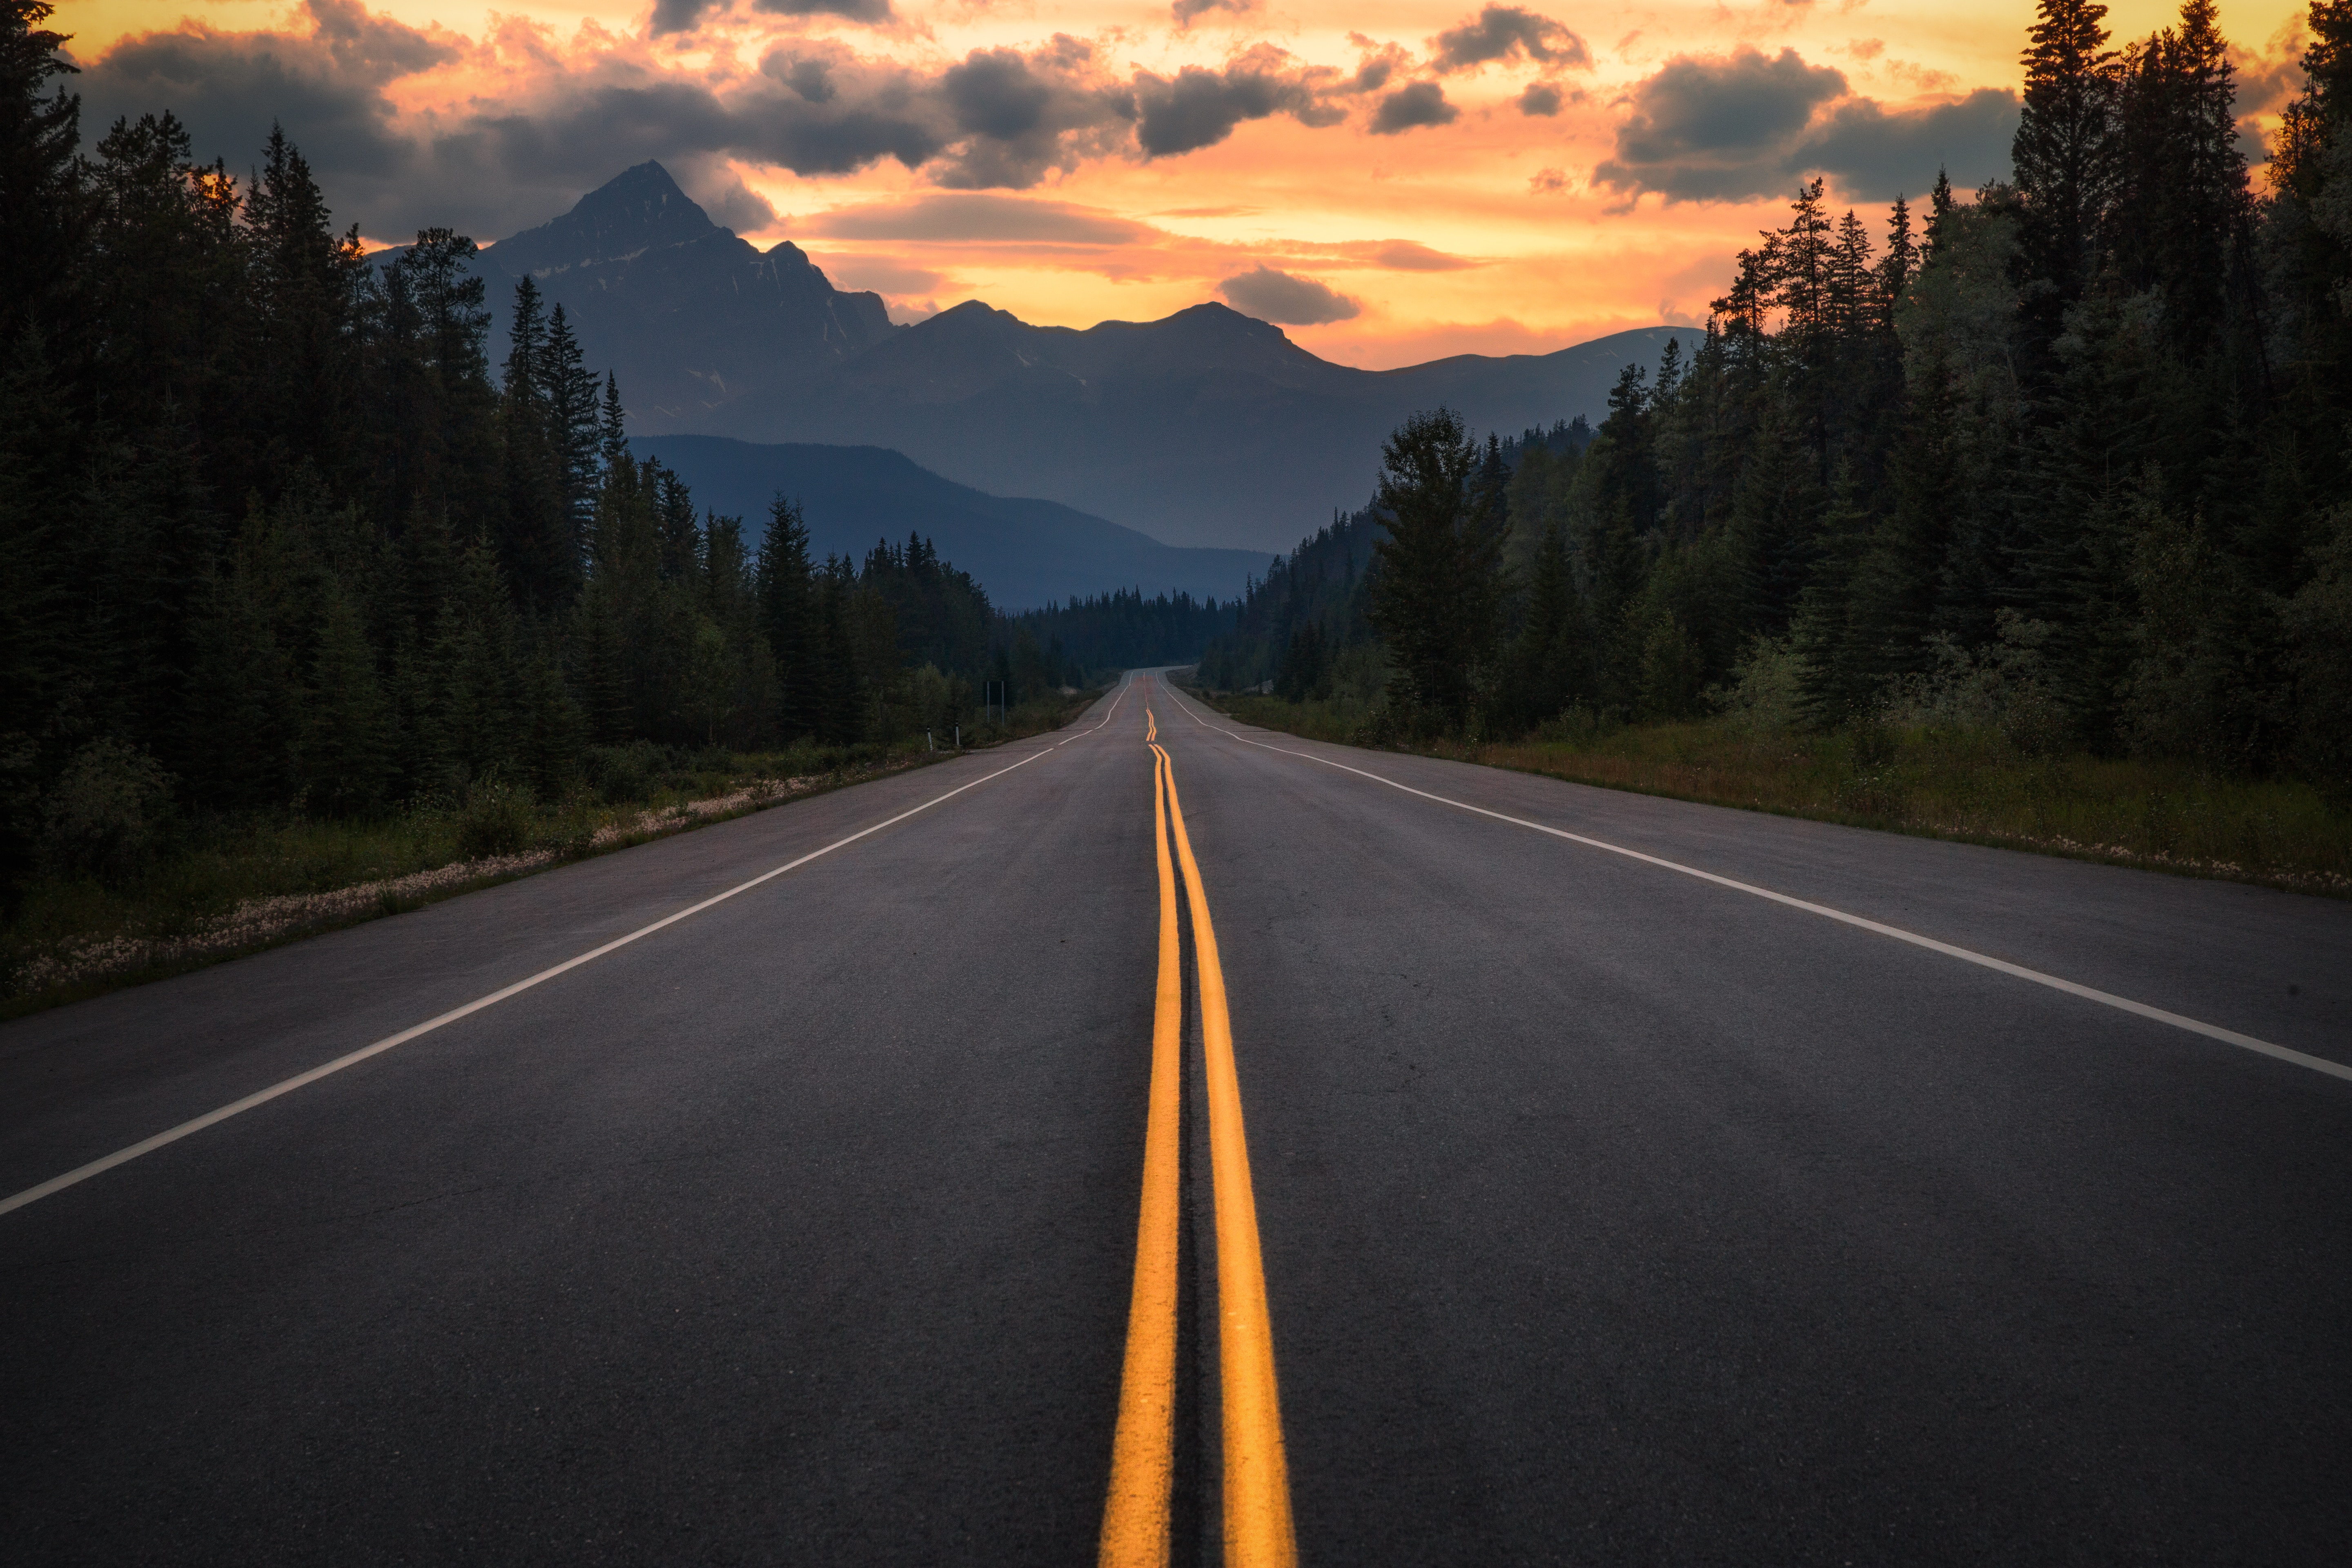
top-left (632, 435), bottom-right (1271, 610)
top-left (478, 165), bottom-right (1702, 552)
top-left (469, 163), bottom-right (896, 425)
top-left (702, 302), bottom-right (1700, 549)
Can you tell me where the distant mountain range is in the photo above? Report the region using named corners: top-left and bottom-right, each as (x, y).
top-left (632, 435), bottom-right (1270, 610)
top-left (470, 164), bottom-right (1701, 554)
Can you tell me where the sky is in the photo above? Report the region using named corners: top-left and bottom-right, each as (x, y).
top-left (55, 0), bottom-right (2314, 368)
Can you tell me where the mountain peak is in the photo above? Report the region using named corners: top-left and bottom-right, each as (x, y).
top-left (490, 160), bottom-right (719, 270)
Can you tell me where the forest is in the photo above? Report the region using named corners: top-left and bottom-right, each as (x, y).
top-left (0, 0), bottom-right (1259, 925)
top-left (1202, 0), bottom-right (2351, 817)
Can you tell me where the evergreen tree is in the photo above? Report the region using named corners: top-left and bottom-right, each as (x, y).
top-left (1366, 408), bottom-right (1507, 734)
top-left (302, 582), bottom-right (392, 814)
top-left (757, 496), bottom-right (819, 741)
top-left (2012, 0), bottom-right (2120, 354)
top-left (0, 0), bottom-right (84, 345)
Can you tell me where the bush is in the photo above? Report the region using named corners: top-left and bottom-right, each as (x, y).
top-left (456, 776), bottom-right (536, 859)
top-left (1706, 636), bottom-right (1804, 734)
top-left (39, 738), bottom-right (174, 884)
top-left (584, 741), bottom-right (664, 805)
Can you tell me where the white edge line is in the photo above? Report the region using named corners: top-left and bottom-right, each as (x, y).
top-left (1154, 677), bottom-right (2350, 1085)
top-left (1, 687), bottom-right (1139, 1220)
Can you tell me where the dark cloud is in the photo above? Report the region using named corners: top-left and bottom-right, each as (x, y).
top-left (754, 0), bottom-right (897, 24)
top-left (1793, 88), bottom-right (2018, 198)
top-left (1518, 82), bottom-right (1562, 116)
top-left (1430, 7), bottom-right (1589, 73)
top-left (70, 1), bottom-right (1350, 238)
top-left (1171, 0), bottom-right (1258, 28)
top-left (1132, 59), bottom-right (1332, 157)
top-left (697, 172), bottom-right (780, 231)
top-left (1218, 265), bottom-right (1360, 325)
top-left (77, 0), bottom-right (448, 194)
top-left (1370, 81), bottom-right (1458, 136)
top-left (1592, 46), bottom-right (1846, 200)
top-left (930, 39), bottom-right (1132, 188)
top-left (775, 57), bottom-right (835, 104)
top-left (649, 0), bottom-right (722, 34)
top-left (1594, 45), bottom-right (2017, 202)
top-left (804, 193), bottom-right (1154, 244)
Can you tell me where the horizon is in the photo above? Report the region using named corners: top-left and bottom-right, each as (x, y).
top-left (53, 0), bottom-right (2314, 370)
top-left (491, 168), bottom-right (1703, 366)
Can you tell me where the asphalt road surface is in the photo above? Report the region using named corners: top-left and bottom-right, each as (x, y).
top-left (5, 671), bottom-right (2349, 1565)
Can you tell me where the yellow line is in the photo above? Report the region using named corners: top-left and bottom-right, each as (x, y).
top-left (1156, 741), bottom-right (1298, 1568)
top-left (1099, 744), bottom-right (1185, 1568)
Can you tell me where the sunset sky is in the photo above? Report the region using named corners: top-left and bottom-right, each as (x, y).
top-left (56, 0), bottom-right (2314, 368)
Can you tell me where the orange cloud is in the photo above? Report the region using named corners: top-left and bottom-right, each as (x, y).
top-left (53, 0), bottom-right (2313, 368)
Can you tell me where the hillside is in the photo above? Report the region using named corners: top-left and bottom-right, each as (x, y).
top-left (632, 435), bottom-right (1272, 610)
top-left (482, 165), bottom-right (1700, 551)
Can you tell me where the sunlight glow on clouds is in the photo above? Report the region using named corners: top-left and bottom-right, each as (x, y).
top-left (53, 0), bottom-right (2314, 367)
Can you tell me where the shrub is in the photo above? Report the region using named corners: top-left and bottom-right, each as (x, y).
top-left (39, 739), bottom-right (174, 884)
top-left (584, 741), bottom-right (664, 805)
top-left (456, 776), bottom-right (535, 859)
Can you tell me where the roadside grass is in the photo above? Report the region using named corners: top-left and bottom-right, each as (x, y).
top-left (1197, 691), bottom-right (2352, 898)
top-left (2, 690), bottom-right (1100, 1018)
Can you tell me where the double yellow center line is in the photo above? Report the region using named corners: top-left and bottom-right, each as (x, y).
top-left (1100, 706), bottom-right (1296, 1568)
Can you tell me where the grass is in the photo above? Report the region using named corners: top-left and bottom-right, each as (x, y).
top-left (2, 690), bottom-right (1102, 1018)
top-left (1197, 690), bottom-right (2352, 898)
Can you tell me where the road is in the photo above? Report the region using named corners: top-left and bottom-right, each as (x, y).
top-left (4, 671), bottom-right (2349, 1564)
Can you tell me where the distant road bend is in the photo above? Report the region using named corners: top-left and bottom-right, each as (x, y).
top-left (4, 671), bottom-right (2349, 1564)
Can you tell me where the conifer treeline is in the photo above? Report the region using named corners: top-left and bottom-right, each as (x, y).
top-left (0, 1), bottom-right (1081, 909)
top-left (1209, 0), bottom-right (2352, 791)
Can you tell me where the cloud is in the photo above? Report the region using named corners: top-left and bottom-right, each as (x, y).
top-left (72, 0), bottom-right (1494, 244)
top-left (1793, 89), bottom-right (2018, 198)
top-left (78, 0), bottom-right (453, 197)
top-left (1370, 82), bottom-right (1458, 136)
top-left (1429, 7), bottom-right (1590, 74)
top-left (804, 193), bottom-right (1154, 244)
top-left (1595, 47), bottom-right (1846, 200)
top-left (1218, 265), bottom-right (1360, 324)
top-left (650, 0), bottom-right (721, 33)
top-left (812, 254), bottom-right (943, 294)
top-left (755, 0), bottom-right (896, 22)
top-left (1131, 54), bottom-right (1336, 157)
top-left (698, 172), bottom-right (779, 231)
top-left (929, 39), bottom-right (1134, 188)
top-left (657, 0), bottom-right (897, 31)
top-left (1518, 82), bottom-right (1562, 116)
top-left (1171, 0), bottom-right (1258, 29)
top-left (1592, 46), bottom-right (2017, 202)
top-left (1361, 240), bottom-right (1476, 270)
top-left (1529, 166), bottom-right (1568, 193)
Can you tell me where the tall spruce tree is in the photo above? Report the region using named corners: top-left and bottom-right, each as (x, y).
top-left (2012, 0), bottom-right (2120, 356)
top-left (1366, 408), bottom-right (1506, 734)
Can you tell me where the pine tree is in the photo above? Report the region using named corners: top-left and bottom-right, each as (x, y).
top-left (241, 124), bottom-right (365, 496)
top-left (1504, 520), bottom-right (1590, 726)
top-left (0, 0), bottom-right (85, 345)
top-left (599, 372), bottom-right (628, 473)
top-left (2012, 0), bottom-right (2120, 351)
top-left (499, 275), bottom-right (573, 608)
top-left (545, 304), bottom-right (599, 583)
top-left (301, 582), bottom-right (391, 815)
top-left (756, 495), bottom-right (819, 741)
top-left (1879, 196), bottom-right (1920, 313)
top-left (1366, 408), bottom-right (1505, 734)
top-left (2107, 1), bottom-right (2249, 358)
